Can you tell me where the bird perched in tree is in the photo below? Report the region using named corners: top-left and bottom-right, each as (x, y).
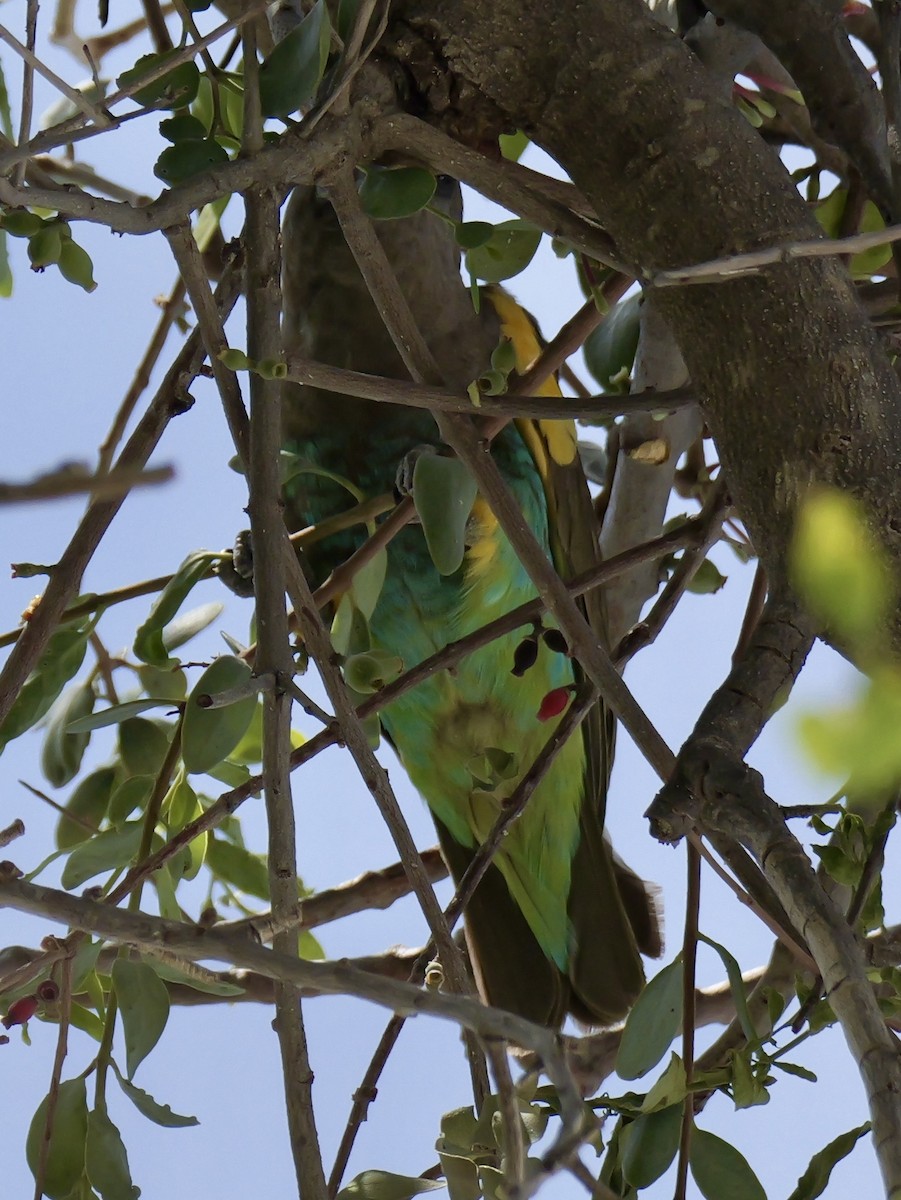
top-left (280, 176), bottom-right (660, 1027)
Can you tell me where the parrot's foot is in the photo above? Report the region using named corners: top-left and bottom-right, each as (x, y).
top-left (393, 443), bottom-right (444, 506)
top-left (214, 529), bottom-right (255, 597)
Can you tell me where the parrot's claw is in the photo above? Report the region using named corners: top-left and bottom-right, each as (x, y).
top-left (214, 529), bottom-right (256, 597)
top-left (394, 443), bottom-right (443, 504)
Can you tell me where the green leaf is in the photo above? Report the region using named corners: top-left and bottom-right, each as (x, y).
top-left (0, 228), bottom-right (12, 297)
top-left (68, 698), bottom-right (177, 733)
top-left (787, 1122), bottom-right (870, 1200)
top-left (686, 557), bottom-right (727, 595)
top-left (773, 1059), bottom-right (817, 1083)
top-left (0, 59), bottom-right (12, 138)
top-left (159, 112), bottom-right (208, 142)
top-left (149, 958), bottom-right (244, 997)
top-left (455, 221), bottom-right (494, 250)
top-left (642, 1052), bottom-right (688, 1112)
top-left (56, 767), bottom-right (115, 849)
top-left (0, 625), bottom-right (89, 751)
top-left (154, 138), bottom-right (229, 186)
top-left (259, 0), bottom-right (331, 119)
top-left (133, 552), bottom-right (218, 665)
top-left (108, 775), bottom-right (155, 826)
top-left (412, 453), bottom-right (478, 576)
top-left (616, 957), bottom-right (683, 1080)
top-left (85, 1108), bottom-right (139, 1200)
top-left (28, 221), bottom-right (64, 268)
top-left (799, 667), bottom-right (901, 791)
top-left (350, 548), bottom-right (388, 620)
top-left (137, 664), bottom-right (187, 702)
top-left (61, 821), bottom-right (144, 889)
top-left (26, 1077), bottom-right (89, 1199)
top-left (112, 1060), bottom-right (200, 1127)
top-left (182, 656), bottom-right (257, 773)
top-left (42, 681), bottom-right (95, 786)
top-left (698, 934), bottom-right (757, 1043)
top-left (584, 291), bottom-right (641, 392)
top-left (359, 167), bottom-right (437, 220)
top-left (337, 1170), bottom-right (444, 1200)
top-left (67, 1002), bottom-right (106, 1042)
top-left (621, 1104), bottom-right (682, 1188)
top-left (730, 1046), bottom-right (770, 1109)
top-left (499, 130), bottom-right (529, 161)
top-left (205, 835), bottom-right (269, 899)
top-left (112, 959), bottom-right (170, 1078)
top-left (117, 52), bottom-right (200, 108)
top-left (790, 488), bottom-right (894, 652)
top-left (2, 208), bottom-right (45, 237)
top-left (690, 1127), bottom-right (766, 1200)
top-left (465, 220), bottom-right (541, 283)
top-left (119, 716), bottom-right (170, 777)
top-left (163, 601), bottom-right (223, 652)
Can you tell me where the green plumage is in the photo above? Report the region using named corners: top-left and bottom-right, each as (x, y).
top-left (280, 181), bottom-right (660, 1026)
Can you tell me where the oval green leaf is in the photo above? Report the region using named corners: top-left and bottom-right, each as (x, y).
top-left (42, 681), bottom-right (95, 787)
top-left (359, 167), bottom-right (437, 220)
top-left (154, 137), bottom-right (229, 186)
top-left (338, 1170), bottom-right (445, 1200)
top-left (621, 1104), bottom-right (683, 1188)
top-left (616, 957), bottom-right (683, 1080)
top-left (118, 716), bottom-right (170, 777)
top-left (259, 0), bottom-right (331, 119)
top-left (205, 835), bottom-right (269, 900)
top-left (86, 1107), bottom-right (139, 1200)
top-left (412, 453), bottom-right (478, 576)
top-left (56, 766), bottom-right (115, 849)
top-left (584, 291), bottom-right (642, 392)
top-left (133, 551), bottom-right (217, 666)
top-left (26, 1077), bottom-right (89, 1200)
top-left (182, 656), bottom-right (257, 773)
top-left (690, 1127), bottom-right (767, 1200)
top-left (465, 221), bottom-right (541, 283)
top-left (112, 958), bottom-right (170, 1079)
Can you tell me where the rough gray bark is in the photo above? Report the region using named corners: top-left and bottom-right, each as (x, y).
top-left (393, 0), bottom-right (901, 651)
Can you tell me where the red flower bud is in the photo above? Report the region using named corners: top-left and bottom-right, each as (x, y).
top-left (537, 687), bottom-right (571, 722)
top-left (2, 995), bottom-right (38, 1029)
top-left (37, 980), bottom-right (59, 1002)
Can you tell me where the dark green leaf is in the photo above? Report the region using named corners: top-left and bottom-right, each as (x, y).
top-left (159, 113), bottom-right (207, 142)
top-left (154, 138), bottom-right (229, 185)
top-left (337, 1170), bottom-right (444, 1200)
top-left (42, 681), bottom-right (95, 786)
top-left (85, 1108), bottom-right (139, 1200)
top-left (26, 1077), bottom-right (88, 1200)
top-left (112, 959), bottom-right (170, 1078)
top-left (690, 1127), bottom-right (766, 1200)
top-left (616, 957), bottom-right (683, 1080)
top-left (787, 1123), bottom-right (870, 1200)
top-left (465, 220), bottom-right (541, 283)
top-left (0, 625), bottom-right (89, 751)
top-left (259, 0), bottom-right (331, 119)
top-left (359, 167), bottom-right (437, 220)
top-left (182, 656), bottom-right (257, 773)
top-left (621, 1104), bottom-right (682, 1188)
top-left (133, 552), bottom-right (217, 666)
top-left (412, 453), bottom-right (478, 576)
top-left (455, 221), bottom-right (494, 250)
top-left (112, 1060), bottom-right (200, 1128)
top-left (205, 835), bottom-right (269, 899)
top-left (56, 767), bottom-right (115, 849)
top-left (117, 52), bottom-right (200, 108)
top-left (61, 821), bottom-right (144, 889)
top-left (584, 291), bottom-right (642, 392)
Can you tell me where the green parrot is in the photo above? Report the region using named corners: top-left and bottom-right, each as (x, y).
top-left (280, 177), bottom-right (661, 1027)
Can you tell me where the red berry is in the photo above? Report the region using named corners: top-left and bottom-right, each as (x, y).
top-left (537, 687), bottom-right (571, 722)
top-left (2, 995), bottom-right (38, 1029)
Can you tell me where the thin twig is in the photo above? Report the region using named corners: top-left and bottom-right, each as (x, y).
top-left (674, 843), bottom-right (701, 1200)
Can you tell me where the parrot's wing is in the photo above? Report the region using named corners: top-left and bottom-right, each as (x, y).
top-left (488, 288), bottom-right (662, 1023)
